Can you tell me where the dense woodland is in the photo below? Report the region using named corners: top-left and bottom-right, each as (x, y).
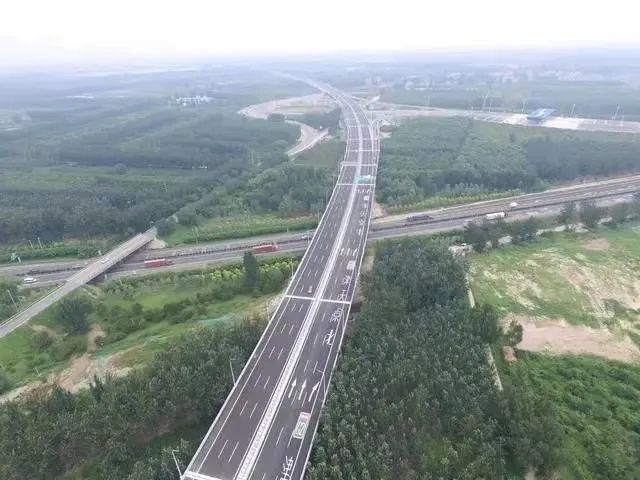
top-left (308, 239), bottom-right (561, 479)
top-left (0, 323), bottom-right (260, 479)
top-left (379, 117), bottom-right (640, 209)
top-left (0, 70), bottom-right (316, 247)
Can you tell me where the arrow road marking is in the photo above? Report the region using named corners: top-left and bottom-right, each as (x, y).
top-left (287, 378), bottom-right (297, 399)
top-left (307, 380), bottom-right (320, 403)
top-left (298, 380), bottom-right (307, 400)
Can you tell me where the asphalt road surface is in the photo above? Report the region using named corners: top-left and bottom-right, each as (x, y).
top-left (5, 175), bottom-right (640, 287)
top-left (181, 83), bottom-right (379, 480)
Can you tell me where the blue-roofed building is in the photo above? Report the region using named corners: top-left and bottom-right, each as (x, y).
top-left (527, 108), bottom-right (555, 122)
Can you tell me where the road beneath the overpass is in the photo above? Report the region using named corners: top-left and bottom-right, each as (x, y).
top-left (5, 174), bottom-right (640, 287)
top-left (181, 83), bottom-right (379, 480)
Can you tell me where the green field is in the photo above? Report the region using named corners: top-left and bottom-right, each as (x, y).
top-left (294, 139), bottom-right (345, 168)
top-left (162, 212), bottom-right (318, 245)
top-left (470, 222), bottom-right (640, 479)
top-left (0, 258), bottom-right (296, 391)
top-left (470, 224), bottom-right (640, 331)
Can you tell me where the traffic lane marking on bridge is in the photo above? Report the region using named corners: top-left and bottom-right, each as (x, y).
top-left (232, 148), bottom-right (363, 480)
top-left (187, 296), bottom-right (305, 475)
top-left (251, 298), bottom-right (349, 479)
top-left (286, 183), bottom-right (352, 296)
top-left (194, 299), bottom-right (309, 475)
top-left (241, 300), bottom-right (339, 479)
top-left (238, 99), bottom-right (369, 480)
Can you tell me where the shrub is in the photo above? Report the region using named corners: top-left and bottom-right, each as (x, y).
top-left (50, 335), bottom-right (87, 361)
top-left (0, 370), bottom-right (13, 394)
top-left (32, 330), bottom-right (54, 351)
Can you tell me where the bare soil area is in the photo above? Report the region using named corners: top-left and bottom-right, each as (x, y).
top-left (506, 313), bottom-right (640, 363)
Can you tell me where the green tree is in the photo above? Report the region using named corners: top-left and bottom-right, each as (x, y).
top-left (53, 295), bottom-right (93, 334)
top-left (505, 319), bottom-right (523, 346)
top-left (463, 222), bottom-right (488, 252)
top-left (608, 202), bottom-right (628, 228)
top-left (470, 304), bottom-right (501, 343)
top-left (0, 370), bottom-right (13, 394)
top-left (243, 251), bottom-right (260, 290)
top-left (579, 200), bottom-right (604, 230)
top-left (559, 201), bottom-right (577, 229)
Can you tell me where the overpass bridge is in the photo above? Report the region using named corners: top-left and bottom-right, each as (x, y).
top-left (181, 83), bottom-right (379, 480)
top-left (0, 228), bottom-right (156, 338)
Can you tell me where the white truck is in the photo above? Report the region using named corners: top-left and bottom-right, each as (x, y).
top-left (485, 211), bottom-right (506, 221)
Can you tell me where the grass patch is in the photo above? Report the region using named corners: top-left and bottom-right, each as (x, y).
top-left (294, 139), bottom-right (345, 168)
top-left (162, 213), bottom-right (317, 245)
top-left (469, 224), bottom-right (640, 329)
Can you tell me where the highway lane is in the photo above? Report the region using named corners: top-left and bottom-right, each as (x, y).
top-left (182, 84), bottom-right (378, 480)
top-left (4, 173), bottom-right (640, 283)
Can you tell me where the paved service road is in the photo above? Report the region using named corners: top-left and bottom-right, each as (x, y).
top-left (182, 84), bottom-right (379, 480)
top-left (0, 229), bottom-right (155, 338)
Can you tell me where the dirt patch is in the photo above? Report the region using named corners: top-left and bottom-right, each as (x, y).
top-left (147, 237), bottom-right (167, 249)
top-left (506, 314), bottom-right (640, 363)
top-left (583, 237), bottom-right (610, 251)
top-left (370, 199), bottom-right (386, 219)
top-left (239, 94), bottom-right (336, 119)
top-left (30, 324), bottom-right (61, 338)
top-left (56, 354), bottom-right (93, 391)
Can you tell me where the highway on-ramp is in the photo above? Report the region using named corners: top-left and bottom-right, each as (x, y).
top-left (182, 85), bottom-right (379, 480)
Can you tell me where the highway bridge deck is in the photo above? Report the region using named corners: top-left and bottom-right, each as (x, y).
top-left (182, 85), bottom-right (379, 480)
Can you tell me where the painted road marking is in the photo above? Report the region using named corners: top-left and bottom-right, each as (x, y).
top-left (217, 439), bottom-right (228, 459)
top-left (228, 441), bottom-right (239, 463)
top-left (249, 403), bottom-right (258, 419)
top-left (239, 400), bottom-right (248, 416)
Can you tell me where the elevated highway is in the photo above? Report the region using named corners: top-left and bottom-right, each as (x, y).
top-left (182, 84), bottom-right (379, 480)
top-left (0, 229), bottom-right (156, 338)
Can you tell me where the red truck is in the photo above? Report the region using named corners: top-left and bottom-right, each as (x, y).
top-left (252, 243), bottom-right (278, 254)
top-left (143, 258), bottom-right (173, 268)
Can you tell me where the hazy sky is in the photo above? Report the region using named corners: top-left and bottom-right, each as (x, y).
top-left (1, 0), bottom-right (639, 65)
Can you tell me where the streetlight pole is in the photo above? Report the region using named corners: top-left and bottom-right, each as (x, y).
top-left (171, 449), bottom-right (183, 477)
top-left (6, 289), bottom-right (17, 308)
